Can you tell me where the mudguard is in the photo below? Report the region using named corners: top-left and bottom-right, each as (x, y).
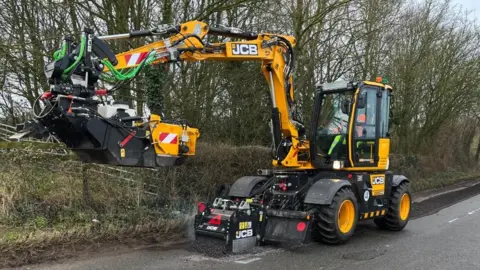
top-left (304, 179), bottom-right (351, 205)
top-left (392, 175), bottom-right (409, 187)
top-left (228, 176), bottom-right (268, 198)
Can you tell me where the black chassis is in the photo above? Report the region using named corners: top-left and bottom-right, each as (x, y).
top-left (194, 169), bottom-right (407, 253)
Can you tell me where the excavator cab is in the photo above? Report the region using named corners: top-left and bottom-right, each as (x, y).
top-left (310, 79), bottom-right (392, 171)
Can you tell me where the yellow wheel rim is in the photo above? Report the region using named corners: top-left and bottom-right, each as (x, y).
top-left (399, 193), bottom-right (411, 221)
top-left (338, 200), bottom-right (355, 234)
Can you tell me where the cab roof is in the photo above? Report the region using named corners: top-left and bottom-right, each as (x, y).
top-left (316, 80), bottom-right (393, 92)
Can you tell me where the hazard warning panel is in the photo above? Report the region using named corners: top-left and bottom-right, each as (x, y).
top-left (158, 133), bottom-right (178, 144)
top-left (124, 52), bottom-right (148, 67)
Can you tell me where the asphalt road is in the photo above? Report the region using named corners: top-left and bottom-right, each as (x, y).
top-left (20, 191), bottom-right (480, 270)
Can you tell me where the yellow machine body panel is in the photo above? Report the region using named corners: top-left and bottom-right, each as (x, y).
top-left (378, 138), bottom-right (390, 170)
top-left (148, 114), bottom-right (200, 157)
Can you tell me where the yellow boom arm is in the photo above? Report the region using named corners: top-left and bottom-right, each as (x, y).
top-left (103, 21), bottom-right (313, 169)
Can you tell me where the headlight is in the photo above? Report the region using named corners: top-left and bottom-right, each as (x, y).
top-left (333, 160), bottom-right (344, 170)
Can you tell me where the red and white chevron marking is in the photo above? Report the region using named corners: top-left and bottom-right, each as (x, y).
top-left (158, 133), bottom-right (178, 144)
top-left (124, 52), bottom-right (148, 66)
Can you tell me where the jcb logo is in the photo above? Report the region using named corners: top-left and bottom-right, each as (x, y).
top-left (87, 34), bottom-right (93, 52)
top-left (372, 176), bottom-right (384, 185)
top-left (236, 229), bottom-right (253, 239)
top-left (232, 44), bottom-right (258, 55)
top-left (370, 174), bottom-right (386, 196)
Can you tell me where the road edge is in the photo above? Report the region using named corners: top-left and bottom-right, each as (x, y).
top-left (413, 178), bottom-right (480, 203)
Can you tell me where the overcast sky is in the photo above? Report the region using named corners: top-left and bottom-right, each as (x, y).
top-left (452, 0), bottom-right (480, 20)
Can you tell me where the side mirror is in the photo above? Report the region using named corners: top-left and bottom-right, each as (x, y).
top-left (357, 94), bottom-right (366, 109)
top-left (341, 100), bottom-right (350, 115)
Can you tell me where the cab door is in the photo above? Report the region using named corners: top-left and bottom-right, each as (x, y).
top-left (350, 84), bottom-right (390, 169)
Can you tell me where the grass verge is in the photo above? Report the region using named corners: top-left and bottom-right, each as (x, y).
top-left (0, 217), bottom-right (188, 267)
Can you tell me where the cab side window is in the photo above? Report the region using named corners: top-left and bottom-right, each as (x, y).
top-left (380, 89), bottom-right (390, 137)
top-left (354, 88), bottom-right (377, 165)
top-left (355, 91), bottom-right (376, 139)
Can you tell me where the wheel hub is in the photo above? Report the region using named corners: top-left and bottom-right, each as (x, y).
top-left (338, 200), bottom-right (355, 234)
top-left (399, 193), bottom-right (411, 220)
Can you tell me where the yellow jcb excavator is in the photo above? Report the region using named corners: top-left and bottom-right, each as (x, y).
top-left (29, 21), bottom-right (411, 253)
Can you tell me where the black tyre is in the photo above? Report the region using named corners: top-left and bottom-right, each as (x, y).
top-left (313, 188), bottom-right (358, 244)
top-left (374, 182), bottom-right (411, 231)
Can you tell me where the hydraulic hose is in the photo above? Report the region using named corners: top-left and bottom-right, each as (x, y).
top-left (63, 35), bottom-right (86, 74)
top-left (53, 41), bottom-right (68, 61)
top-left (100, 50), bottom-right (157, 81)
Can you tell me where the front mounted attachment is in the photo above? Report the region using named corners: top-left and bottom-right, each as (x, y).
top-left (194, 198), bottom-right (261, 253)
top-left (26, 26), bottom-right (200, 167)
top-left (31, 95), bottom-right (199, 167)
top-left (194, 196), bottom-right (314, 253)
